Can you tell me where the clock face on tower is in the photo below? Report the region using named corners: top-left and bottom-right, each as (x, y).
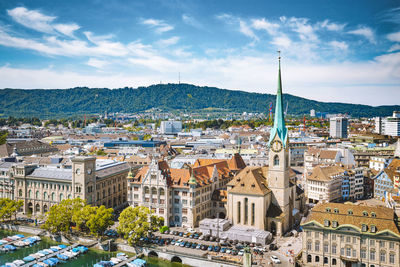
top-left (271, 140), bottom-right (283, 153)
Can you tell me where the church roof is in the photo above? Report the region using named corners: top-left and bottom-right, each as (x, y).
top-left (269, 56), bottom-right (288, 147)
top-left (227, 166), bottom-right (271, 196)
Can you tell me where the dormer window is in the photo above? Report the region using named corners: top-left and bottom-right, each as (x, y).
top-left (326, 208), bottom-right (331, 213)
top-left (334, 208), bottom-right (339, 214)
top-left (324, 220), bottom-right (330, 227)
top-left (332, 221), bottom-right (338, 228)
top-left (362, 224), bottom-right (368, 232)
top-left (371, 225), bottom-right (376, 233)
top-left (348, 210), bottom-right (353, 215)
top-left (363, 211), bottom-right (368, 217)
top-left (371, 212), bottom-right (376, 218)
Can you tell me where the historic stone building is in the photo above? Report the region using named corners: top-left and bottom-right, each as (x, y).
top-left (226, 57), bottom-right (302, 236)
top-left (13, 157), bottom-right (130, 214)
top-left (301, 202), bottom-right (400, 267)
top-left (127, 155), bottom-right (245, 228)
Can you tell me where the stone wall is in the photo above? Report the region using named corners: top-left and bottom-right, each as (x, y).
top-left (0, 224), bottom-right (43, 235)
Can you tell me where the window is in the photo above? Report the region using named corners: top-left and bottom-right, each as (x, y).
top-left (18, 189), bottom-right (22, 197)
top-left (307, 255), bottom-right (311, 263)
top-left (347, 209), bottom-right (353, 215)
top-left (346, 247), bottom-right (351, 257)
top-left (362, 224), bottom-right (368, 232)
top-left (306, 231), bottom-right (311, 237)
top-left (307, 241), bottom-right (312, 250)
top-left (379, 241), bottom-right (385, 248)
top-left (315, 241), bottom-right (320, 252)
top-left (380, 250), bottom-right (386, 262)
top-left (332, 258), bottom-right (336, 265)
top-left (324, 220), bottom-right (330, 227)
top-left (324, 243), bottom-right (329, 253)
top-left (371, 212), bottom-right (376, 217)
top-left (244, 198), bottom-right (248, 224)
top-left (251, 203), bottom-right (255, 226)
top-left (363, 211), bottom-right (368, 216)
top-left (346, 236), bottom-right (351, 243)
top-left (332, 244), bottom-right (337, 254)
top-left (273, 155), bottom-right (279, 166)
top-left (370, 250), bottom-right (375, 260)
top-left (334, 208), bottom-right (339, 214)
top-left (370, 240), bottom-right (375, 246)
top-left (315, 256), bottom-right (319, 262)
top-left (326, 208), bottom-right (331, 212)
top-left (390, 253), bottom-right (395, 264)
top-left (389, 242), bottom-right (394, 249)
top-left (324, 257), bottom-right (328, 264)
top-left (361, 249), bottom-right (366, 259)
top-left (371, 225), bottom-right (376, 233)
top-left (237, 201), bottom-right (241, 223)
top-left (332, 234), bottom-right (336, 240)
top-left (341, 248), bottom-right (344, 256)
top-left (332, 220), bottom-right (338, 228)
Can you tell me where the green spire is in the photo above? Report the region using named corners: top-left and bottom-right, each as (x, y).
top-left (269, 52), bottom-right (288, 147)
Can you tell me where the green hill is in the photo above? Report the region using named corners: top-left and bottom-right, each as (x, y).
top-left (0, 83), bottom-right (397, 118)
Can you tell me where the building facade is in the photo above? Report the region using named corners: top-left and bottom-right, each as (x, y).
top-left (301, 202), bottom-right (400, 267)
top-left (330, 117), bottom-right (348, 139)
top-left (13, 157), bottom-right (129, 215)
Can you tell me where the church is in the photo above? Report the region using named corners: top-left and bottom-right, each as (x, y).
top-left (226, 55), bottom-right (304, 236)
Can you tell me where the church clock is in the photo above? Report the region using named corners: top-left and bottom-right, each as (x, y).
top-left (271, 140), bottom-right (283, 153)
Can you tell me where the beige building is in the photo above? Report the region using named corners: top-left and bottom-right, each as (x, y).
top-left (13, 157), bottom-right (130, 214)
top-left (301, 202), bottom-right (400, 267)
top-left (306, 165), bottom-right (345, 203)
top-left (128, 155), bottom-right (245, 228)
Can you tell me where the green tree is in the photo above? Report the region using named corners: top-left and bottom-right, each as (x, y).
top-left (71, 205), bottom-right (97, 231)
top-left (0, 131), bottom-right (8, 145)
top-left (86, 205), bottom-right (114, 237)
top-left (0, 198), bottom-right (23, 221)
top-left (42, 198), bottom-right (86, 234)
top-left (117, 206), bottom-right (164, 245)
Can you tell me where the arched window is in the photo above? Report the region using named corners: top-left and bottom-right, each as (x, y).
top-left (28, 190), bottom-right (32, 198)
top-left (251, 203), bottom-right (255, 225)
top-left (315, 256), bottom-right (319, 262)
top-left (307, 255), bottom-right (312, 263)
top-left (151, 187), bottom-right (157, 195)
top-left (159, 188), bottom-right (165, 196)
top-left (68, 194), bottom-right (72, 199)
top-left (274, 155), bottom-right (279, 166)
top-left (18, 189), bottom-right (22, 197)
top-left (175, 216), bottom-right (180, 222)
top-left (332, 258), bottom-right (337, 265)
top-left (35, 203), bottom-right (40, 212)
top-left (144, 186), bottom-right (149, 194)
top-left (244, 198), bottom-right (248, 225)
top-left (60, 193), bottom-right (64, 201)
top-left (43, 192), bottom-right (48, 200)
top-left (182, 216), bottom-right (188, 223)
top-left (51, 192), bottom-right (55, 201)
top-left (35, 191), bottom-right (39, 199)
top-left (237, 201), bottom-right (241, 223)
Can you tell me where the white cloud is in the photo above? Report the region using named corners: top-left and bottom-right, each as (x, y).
top-left (329, 40), bottom-right (348, 51)
top-left (182, 14), bottom-right (202, 29)
top-left (320, 20), bottom-right (346, 31)
top-left (141, 18), bottom-right (173, 34)
top-left (251, 18), bottom-right (279, 35)
top-left (86, 58), bottom-right (108, 69)
top-left (7, 7), bottom-right (80, 37)
top-left (388, 44), bottom-right (400, 52)
top-left (288, 17), bottom-right (318, 41)
top-left (238, 20), bottom-right (258, 41)
top-left (348, 26), bottom-right (376, 44)
top-left (387, 31), bottom-right (400, 42)
top-left (158, 36), bottom-right (180, 46)
top-left (271, 35), bottom-right (292, 49)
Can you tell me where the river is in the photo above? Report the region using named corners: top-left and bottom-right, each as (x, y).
top-left (0, 230), bottom-right (190, 267)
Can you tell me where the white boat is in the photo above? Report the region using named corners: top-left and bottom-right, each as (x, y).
top-left (110, 257), bottom-right (122, 264)
top-left (12, 260), bottom-right (25, 266)
top-left (36, 252), bottom-right (46, 257)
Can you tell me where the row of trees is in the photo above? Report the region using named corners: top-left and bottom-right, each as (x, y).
top-left (41, 198), bottom-right (164, 246)
top-left (42, 199), bottom-right (114, 237)
top-left (0, 198), bottom-right (23, 221)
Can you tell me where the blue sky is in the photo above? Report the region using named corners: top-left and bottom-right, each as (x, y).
top-left (0, 0), bottom-right (399, 105)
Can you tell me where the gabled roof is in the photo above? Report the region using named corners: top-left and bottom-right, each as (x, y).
top-left (228, 153), bottom-right (246, 170)
top-left (228, 166), bottom-right (271, 196)
top-left (193, 158), bottom-right (225, 167)
top-left (307, 165), bottom-right (345, 182)
top-left (383, 158), bottom-right (400, 183)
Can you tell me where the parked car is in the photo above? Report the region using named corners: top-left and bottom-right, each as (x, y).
top-left (164, 230), bottom-right (170, 234)
top-left (191, 243), bottom-right (197, 249)
top-left (207, 245), bottom-right (213, 251)
top-left (213, 246), bottom-right (221, 252)
top-left (199, 235), bottom-right (204, 240)
top-left (226, 249), bottom-right (232, 254)
top-left (269, 244), bottom-right (278, 250)
top-left (171, 240), bottom-right (176, 245)
top-left (196, 244), bottom-right (201, 249)
top-left (180, 241), bottom-right (186, 247)
top-left (231, 250), bottom-right (238, 255)
top-left (179, 232), bottom-right (184, 237)
top-left (238, 249), bottom-right (244, 256)
top-left (270, 255), bottom-right (281, 264)
top-left (201, 245), bottom-right (207, 250)
top-left (187, 228), bottom-right (196, 233)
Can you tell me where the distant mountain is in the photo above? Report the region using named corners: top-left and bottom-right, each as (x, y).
top-left (0, 84), bottom-right (398, 118)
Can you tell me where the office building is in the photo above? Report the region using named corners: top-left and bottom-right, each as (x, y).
top-left (330, 117), bottom-right (348, 138)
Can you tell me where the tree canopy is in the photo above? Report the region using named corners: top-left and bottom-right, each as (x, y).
top-left (0, 198), bottom-right (23, 221)
top-left (117, 206), bottom-right (164, 245)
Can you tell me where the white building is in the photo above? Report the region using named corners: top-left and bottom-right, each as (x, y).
top-left (329, 117), bottom-right (348, 138)
top-left (160, 121), bottom-right (182, 134)
top-left (306, 165), bottom-right (344, 203)
top-left (369, 156), bottom-right (392, 171)
top-left (383, 111), bottom-right (400, 137)
top-left (374, 116), bottom-right (383, 134)
top-left (310, 109), bottom-right (316, 117)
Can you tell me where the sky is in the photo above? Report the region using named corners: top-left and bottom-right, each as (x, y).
top-left (0, 0), bottom-right (399, 106)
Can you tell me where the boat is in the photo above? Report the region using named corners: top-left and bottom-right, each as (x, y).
top-left (23, 256), bottom-right (35, 262)
top-left (58, 244), bottom-right (67, 249)
top-left (110, 257), bottom-right (122, 264)
top-left (93, 261), bottom-right (114, 267)
top-left (50, 246), bottom-right (60, 251)
top-left (129, 258), bottom-right (147, 267)
top-left (4, 245), bottom-right (16, 251)
top-left (12, 260), bottom-right (24, 266)
top-left (56, 254), bottom-right (69, 261)
top-left (1, 263), bottom-right (17, 267)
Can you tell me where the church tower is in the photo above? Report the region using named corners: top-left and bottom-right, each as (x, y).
top-left (268, 52), bottom-right (291, 233)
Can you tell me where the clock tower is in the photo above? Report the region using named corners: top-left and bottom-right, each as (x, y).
top-left (268, 53), bottom-right (291, 233)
